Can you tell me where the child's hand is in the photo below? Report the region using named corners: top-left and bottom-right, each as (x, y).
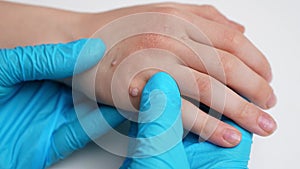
top-left (71, 3), bottom-right (277, 147)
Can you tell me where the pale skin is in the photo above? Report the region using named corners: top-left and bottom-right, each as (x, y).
top-left (0, 2), bottom-right (277, 147)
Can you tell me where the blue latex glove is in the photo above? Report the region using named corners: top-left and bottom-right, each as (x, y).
top-left (0, 39), bottom-right (127, 168)
top-left (120, 73), bottom-right (253, 169)
top-left (0, 38), bottom-right (105, 97)
top-left (0, 81), bottom-right (125, 169)
top-left (122, 115), bottom-right (252, 169)
top-left (121, 72), bottom-right (190, 169)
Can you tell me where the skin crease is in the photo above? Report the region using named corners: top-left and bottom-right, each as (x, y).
top-left (0, 2), bottom-right (277, 147)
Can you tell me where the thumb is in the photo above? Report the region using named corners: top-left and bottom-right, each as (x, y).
top-left (0, 38), bottom-right (105, 92)
top-left (125, 72), bottom-right (190, 169)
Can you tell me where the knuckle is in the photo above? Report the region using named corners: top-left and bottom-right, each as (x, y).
top-left (196, 75), bottom-right (212, 95)
top-left (223, 29), bottom-right (243, 50)
top-left (219, 52), bottom-right (237, 77)
top-left (200, 127), bottom-right (211, 140)
top-left (238, 102), bottom-right (253, 119)
top-left (200, 116), bottom-right (219, 140)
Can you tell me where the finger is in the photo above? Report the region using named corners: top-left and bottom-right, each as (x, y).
top-left (0, 38), bottom-right (105, 88)
top-left (182, 117), bottom-right (252, 169)
top-left (46, 103), bottom-right (125, 166)
top-left (177, 67), bottom-right (277, 136)
top-left (127, 72), bottom-right (189, 168)
top-left (181, 12), bottom-right (272, 82)
top-left (222, 116), bottom-right (253, 143)
top-left (178, 4), bottom-right (245, 33)
top-left (182, 99), bottom-right (242, 147)
top-left (126, 64), bottom-right (277, 136)
top-left (179, 42), bottom-right (275, 109)
top-left (128, 69), bottom-right (159, 110)
top-left (127, 70), bottom-right (244, 147)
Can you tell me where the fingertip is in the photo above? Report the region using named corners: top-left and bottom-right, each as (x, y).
top-left (221, 116), bottom-right (253, 141)
top-left (72, 38), bottom-right (106, 75)
top-left (144, 72), bottom-right (179, 96)
top-left (85, 38), bottom-right (107, 58)
top-left (141, 72), bottom-right (180, 106)
top-left (257, 113), bottom-right (277, 136)
top-left (140, 72), bottom-right (181, 113)
top-left (266, 70), bottom-right (273, 83)
top-left (209, 129), bottom-right (241, 148)
top-left (79, 38), bottom-right (107, 65)
top-left (266, 92), bottom-right (277, 109)
top-left (222, 129), bottom-right (242, 147)
top-left (207, 119), bottom-right (244, 148)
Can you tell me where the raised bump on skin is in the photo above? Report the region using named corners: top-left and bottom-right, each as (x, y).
top-left (111, 60), bottom-right (117, 67)
top-left (129, 87), bottom-right (139, 97)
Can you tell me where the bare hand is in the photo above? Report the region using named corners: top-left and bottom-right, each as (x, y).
top-left (72, 3), bottom-right (277, 147)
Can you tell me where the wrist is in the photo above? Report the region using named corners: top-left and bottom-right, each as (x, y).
top-left (75, 12), bottom-right (108, 40)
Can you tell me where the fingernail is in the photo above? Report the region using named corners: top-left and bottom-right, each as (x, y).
top-left (258, 114), bottom-right (277, 133)
top-left (223, 129), bottom-right (241, 145)
top-left (266, 92), bottom-right (277, 108)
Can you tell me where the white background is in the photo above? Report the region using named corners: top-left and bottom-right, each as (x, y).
top-left (6, 0), bottom-right (300, 168)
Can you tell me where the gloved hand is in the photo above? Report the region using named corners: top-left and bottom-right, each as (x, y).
top-left (122, 115), bottom-right (252, 169)
top-left (120, 73), bottom-right (253, 169)
top-left (0, 38), bottom-right (105, 96)
top-left (0, 39), bottom-right (128, 169)
top-left (0, 81), bottom-right (125, 169)
top-left (121, 72), bottom-right (190, 169)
